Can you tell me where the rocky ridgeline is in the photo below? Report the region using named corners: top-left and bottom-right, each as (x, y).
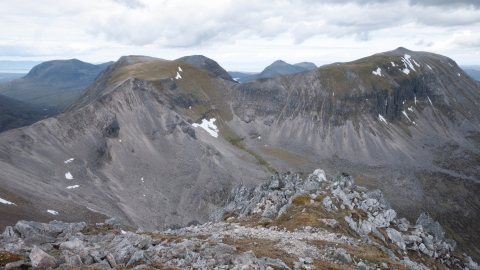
top-left (1, 170), bottom-right (479, 270)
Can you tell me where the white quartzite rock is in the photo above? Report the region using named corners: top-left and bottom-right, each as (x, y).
top-left (29, 245), bottom-right (57, 268)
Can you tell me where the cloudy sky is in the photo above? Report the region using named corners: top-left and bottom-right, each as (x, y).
top-left (1, 0), bottom-right (479, 71)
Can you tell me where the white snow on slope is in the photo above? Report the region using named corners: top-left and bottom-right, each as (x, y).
top-left (378, 114), bottom-right (388, 124)
top-left (64, 158), bottom-right (74, 164)
top-left (47, 210), bottom-right (58, 215)
top-left (192, 118), bottom-right (219, 138)
top-left (0, 197), bottom-right (15, 205)
top-left (178, 67), bottom-right (182, 72)
top-left (175, 72), bottom-right (182, 79)
top-left (65, 172), bottom-right (73, 180)
top-left (391, 62), bottom-right (396, 67)
top-left (414, 95), bottom-right (417, 105)
top-left (66, 185), bottom-right (79, 189)
top-left (372, 67), bottom-right (382, 76)
top-left (458, 73), bottom-right (461, 77)
top-left (402, 110), bottom-right (411, 122)
top-left (449, 62), bottom-right (453, 67)
top-left (401, 54), bottom-right (416, 74)
top-left (428, 96), bottom-right (433, 106)
top-left (412, 59), bottom-right (420, 67)
top-left (408, 107), bottom-right (413, 112)
top-left (427, 64), bottom-right (432, 70)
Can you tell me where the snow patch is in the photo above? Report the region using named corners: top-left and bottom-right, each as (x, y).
top-left (175, 72), bottom-right (182, 79)
top-left (372, 67), bottom-right (382, 76)
top-left (391, 62), bottom-right (395, 67)
top-left (47, 210), bottom-right (58, 215)
top-left (408, 107), bottom-right (413, 112)
top-left (64, 158), bottom-right (74, 164)
top-left (258, 136), bottom-right (261, 139)
top-left (402, 110), bottom-right (411, 122)
top-left (427, 64), bottom-right (432, 70)
top-left (378, 114), bottom-right (388, 125)
top-left (458, 73), bottom-right (461, 77)
top-left (449, 62), bottom-right (453, 67)
top-left (412, 59), bottom-right (420, 67)
top-left (0, 197), bottom-right (15, 205)
top-left (192, 118), bottom-right (219, 138)
top-left (65, 172), bottom-right (73, 180)
top-left (66, 185), bottom-right (79, 189)
top-left (401, 54), bottom-right (416, 74)
top-left (428, 96), bottom-right (433, 106)
top-left (178, 67), bottom-right (182, 72)
top-left (119, 139), bottom-right (121, 142)
top-left (414, 95), bottom-right (417, 105)
top-left (333, 92), bottom-right (335, 96)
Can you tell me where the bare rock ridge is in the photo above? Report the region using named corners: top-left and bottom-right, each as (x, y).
top-left (0, 170), bottom-right (479, 269)
top-left (0, 59), bottom-right (112, 112)
top-left (0, 48), bottom-right (480, 262)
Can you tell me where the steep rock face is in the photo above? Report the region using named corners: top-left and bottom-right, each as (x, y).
top-left (0, 59), bottom-right (112, 112)
top-left (175, 55), bottom-right (236, 82)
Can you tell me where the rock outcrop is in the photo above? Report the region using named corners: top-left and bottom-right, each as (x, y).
top-left (1, 169), bottom-right (477, 269)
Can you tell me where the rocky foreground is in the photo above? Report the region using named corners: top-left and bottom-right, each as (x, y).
top-left (1, 170), bottom-right (479, 269)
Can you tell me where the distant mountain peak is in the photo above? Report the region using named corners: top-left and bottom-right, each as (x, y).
top-left (175, 55), bottom-right (236, 82)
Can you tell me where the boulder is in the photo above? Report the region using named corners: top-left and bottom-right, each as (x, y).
top-left (416, 213), bottom-right (443, 241)
top-left (372, 209), bottom-right (396, 228)
top-left (313, 169), bottom-right (327, 181)
top-left (332, 248), bottom-right (352, 264)
top-left (29, 245), bottom-right (57, 268)
top-left (323, 196), bottom-right (337, 212)
top-left (4, 260), bottom-right (26, 270)
top-left (386, 228), bottom-right (406, 250)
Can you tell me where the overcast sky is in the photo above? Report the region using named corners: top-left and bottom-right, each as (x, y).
top-left (1, 0), bottom-right (479, 71)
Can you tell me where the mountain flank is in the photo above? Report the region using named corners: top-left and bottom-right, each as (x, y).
top-left (0, 94), bottom-right (51, 133)
top-left (0, 59), bottom-right (112, 113)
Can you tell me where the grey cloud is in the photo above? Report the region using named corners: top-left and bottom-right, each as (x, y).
top-left (355, 31), bottom-right (371, 42)
top-left (409, 0), bottom-right (480, 8)
top-left (86, 1), bottom-right (480, 48)
top-left (112, 0), bottom-right (144, 9)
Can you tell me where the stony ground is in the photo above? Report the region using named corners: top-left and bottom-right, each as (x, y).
top-left (1, 170), bottom-right (479, 269)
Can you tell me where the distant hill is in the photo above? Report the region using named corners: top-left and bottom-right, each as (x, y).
top-left (175, 55), bottom-right (236, 82)
top-left (228, 71), bottom-right (260, 82)
top-left (0, 93), bottom-right (50, 133)
top-left (234, 60), bottom-right (317, 82)
top-left (0, 59), bottom-right (112, 112)
top-left (460, 65), bottom-right (480, 81)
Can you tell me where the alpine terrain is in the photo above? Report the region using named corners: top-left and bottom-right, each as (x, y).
top-left (0, 47), bottom-right (480, 264)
